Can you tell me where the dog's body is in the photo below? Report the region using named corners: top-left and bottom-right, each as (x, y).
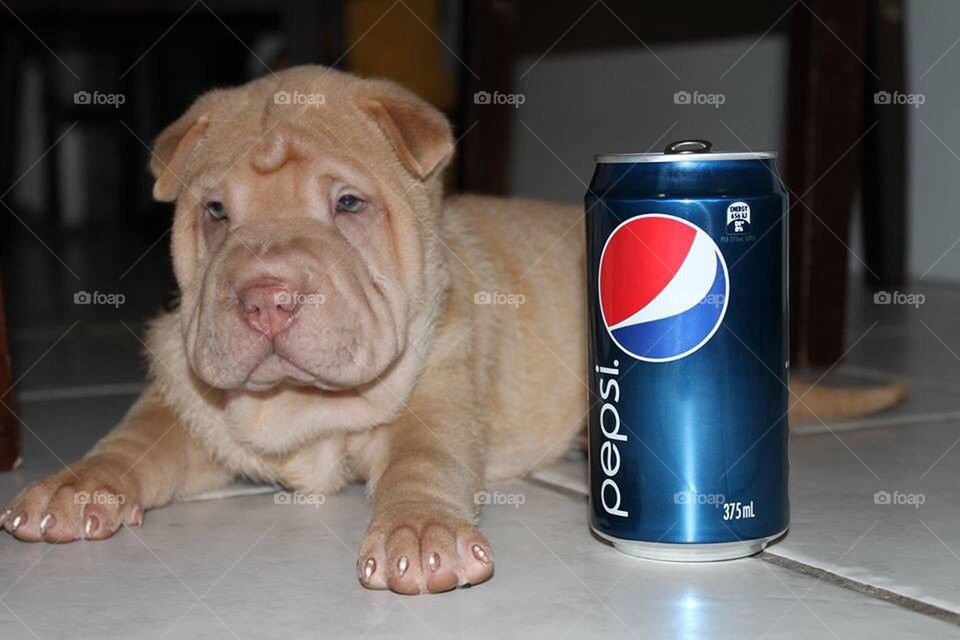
top-left (1, 66), bottom-right (905, 595)
top-left (143, 193), bottom-right (586, 493)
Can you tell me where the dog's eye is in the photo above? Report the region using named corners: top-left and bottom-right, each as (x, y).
top-left (205, 201), bottom-right (228, 221)
top-left (336, 194), bottom-right (367, 214)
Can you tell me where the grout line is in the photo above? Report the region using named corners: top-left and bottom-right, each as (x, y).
top-left (524, 475), bottom-right (588, 501)
top-left (11, 323), bottom-right (147, 341)
top-left (759, 552), bottom-right (960, 627)
top-left (792, 410), bottom-right (960, 437)
top-left (16, 382), bottom-right (145, 403)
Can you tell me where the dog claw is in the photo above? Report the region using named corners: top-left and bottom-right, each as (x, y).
top-left (128, 505), bottom-right (144, 527)
top-left (362, 557), bottom-right (376, 581)
top-left (10, 513), bottom-right (24, 532)
top-left (0, 509), bottom-right (10, 526)
top-left (39, 513), bottom-right (54, 534)
top-left (84, 515), bottom-right (99, 539)
top-left (471, 544), bottom-right (490, 564)
top-left (397, 555), bottom-right (409, 577)
top-left (426, 552), bottom-right (440, 572)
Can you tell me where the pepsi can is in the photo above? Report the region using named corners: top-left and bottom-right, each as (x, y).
top-left (585, 140), bottom-right (789, 561)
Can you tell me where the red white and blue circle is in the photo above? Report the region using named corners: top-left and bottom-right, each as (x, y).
top-left (599, 214), bottom-right (729, 362)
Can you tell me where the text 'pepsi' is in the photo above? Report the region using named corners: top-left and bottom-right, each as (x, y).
top-left (585, 140), bottom-right (789, 562)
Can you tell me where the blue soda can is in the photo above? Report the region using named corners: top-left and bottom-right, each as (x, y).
top-left (585, 140), bottom-right (789, 561)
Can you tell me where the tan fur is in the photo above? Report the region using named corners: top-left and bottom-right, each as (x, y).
top-left (1, 66), bottom-right (905, 594)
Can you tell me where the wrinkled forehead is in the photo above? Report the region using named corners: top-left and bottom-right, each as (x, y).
top-left (183, 112), bottom-right (388, 201)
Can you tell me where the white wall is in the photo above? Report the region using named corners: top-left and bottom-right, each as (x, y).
top-left (509, 36), bottom-right (788, 204)
top-left (906, 0), bottom-right (960, 281)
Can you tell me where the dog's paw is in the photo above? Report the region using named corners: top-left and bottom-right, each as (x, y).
top-left (358, 510), bottom-right (494, 594)
top-left (1, 461), bottom-right (143, 543)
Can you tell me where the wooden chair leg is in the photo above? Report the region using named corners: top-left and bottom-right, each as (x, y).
top-left (283, 0), bottom-right (345, 66)
top-left (0, 275), bottom-right (20, 471)
top-left (786, 0), bottom-right (870, 367)
top-left (458, 0), bottom-right (517, 195)
top-left (0, 33), bottom-right (21, 471)
top-left (861, 0), bottom-right (906, 287)
top-left (0, 31), bottom-right (22, 240)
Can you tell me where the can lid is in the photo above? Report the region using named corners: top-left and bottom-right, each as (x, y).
top-left (595, 139), bottom-right (776, 164)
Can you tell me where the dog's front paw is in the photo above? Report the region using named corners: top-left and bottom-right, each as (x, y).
top-left (358, 508), bottom-right (494, 594)
top-left (1, 459), bottom-right (143, 543)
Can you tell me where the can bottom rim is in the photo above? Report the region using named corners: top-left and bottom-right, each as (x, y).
top-left (593, 527), bottom-right (789, 562)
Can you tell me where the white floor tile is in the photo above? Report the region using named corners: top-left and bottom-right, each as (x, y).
top-left (11, 395), bottom-right (135, 478)
top-left (769, 420), bottom-right (960, 615)
top-left (1, 482), bottom-right (956, 639)
top-left (844, 281), bottom-right (960, 386)
top-left (531, 417), bottom-right (960, 619)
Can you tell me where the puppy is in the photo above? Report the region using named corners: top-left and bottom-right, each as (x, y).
top-left (0, 66), bottom-right (905, 595)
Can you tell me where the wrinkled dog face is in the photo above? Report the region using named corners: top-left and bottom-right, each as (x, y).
top-left (150, 67), bottom-right (452, 391)
top-left (186, 155), bottom-right (403, 392)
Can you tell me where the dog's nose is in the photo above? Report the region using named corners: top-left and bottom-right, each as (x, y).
top-left (238, 283), bottom-right (298, 338)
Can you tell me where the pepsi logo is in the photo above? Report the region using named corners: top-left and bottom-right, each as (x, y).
top-left (598, 214), bottom-right (729, 362)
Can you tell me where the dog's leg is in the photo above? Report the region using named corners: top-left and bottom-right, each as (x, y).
top-left (357, 405), bottom-right (494, 595)
top-left (1, 386), bottom-right (231, 542)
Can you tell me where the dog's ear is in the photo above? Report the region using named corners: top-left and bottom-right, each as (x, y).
top-left (150, 112), bottom-right (211, 202)
top-left (359, 83), bottom-right (453, 180)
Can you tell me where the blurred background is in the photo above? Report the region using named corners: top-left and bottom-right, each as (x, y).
top-left (0, 0), bottom-right (951, 465)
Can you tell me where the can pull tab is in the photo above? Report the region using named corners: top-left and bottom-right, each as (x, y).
top-left (664, 139), bottom-right (713, 154)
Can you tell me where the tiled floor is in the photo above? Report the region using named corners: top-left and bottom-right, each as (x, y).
top-left (4, 235), bottom-right (960, 638)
